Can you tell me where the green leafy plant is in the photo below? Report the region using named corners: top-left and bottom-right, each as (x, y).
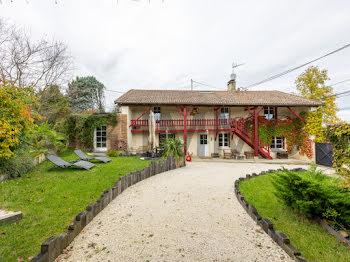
top-left (27, 122), bottom-right (67, 155)
top-left (0, 146), bottom-right (34, 178)
top-left (161, 138), bottom-right (184, 163)
top-left (0, 77), bottom-right (36, 160)
top-left (271, 167), bottom-right (350, 228)
top-left (326, 124), bottom-right (350, 188)
top-left (246, 113), bottom-right (313, 158)
top-left (106, 150), bottom-right (122, 157)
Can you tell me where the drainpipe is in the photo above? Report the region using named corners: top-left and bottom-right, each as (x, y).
top-left (183, 107), bottom-right (187, 155)
top-left (254, 107), bottom-right (258, 157)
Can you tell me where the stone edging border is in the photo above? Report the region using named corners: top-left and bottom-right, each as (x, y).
top-left (32, 155), bottom-right (185, 262)
top-left (234, 168), bottom-right (307, 262)
top-left (316, 217), bottom-right (350, 247)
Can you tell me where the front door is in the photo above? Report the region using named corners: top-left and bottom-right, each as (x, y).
top-left (94, 126), bottom-right (107, 152)
top-left (198, 134), bottom-right (209, 157)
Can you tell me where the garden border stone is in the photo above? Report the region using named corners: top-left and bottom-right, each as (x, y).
top-left (31, 155), bottom-right (184, 262)
top-left (234, 168), bottom-right (307, 262)
top-left (316, 217), bottom-right (350, 247)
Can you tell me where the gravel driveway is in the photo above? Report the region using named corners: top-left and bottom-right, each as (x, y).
top-left (56, 162), bottom-right (311, 262)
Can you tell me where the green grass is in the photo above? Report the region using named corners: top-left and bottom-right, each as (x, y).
top-left (239, 174), bottom-right (350, 262)
top-left (0, 150), bottom-right (151, 262)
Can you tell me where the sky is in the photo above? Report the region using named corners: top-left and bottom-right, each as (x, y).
top-left (1, 0), bottom-right (350, 121)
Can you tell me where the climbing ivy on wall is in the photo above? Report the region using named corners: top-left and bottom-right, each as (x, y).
top-left (246, 112), bottom-right (313, 158)
top-left (326, 124), bottom-right (350, 188)
top-left (63, 113), bottom-right (117, 150)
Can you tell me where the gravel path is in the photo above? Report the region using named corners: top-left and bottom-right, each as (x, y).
top-left (56, 162), bottom-right (312, 262)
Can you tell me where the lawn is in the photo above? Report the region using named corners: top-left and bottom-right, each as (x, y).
top-left (239, 174), bottom-right (350, 262)
top-left (0, 150), bottom-right (151, 262)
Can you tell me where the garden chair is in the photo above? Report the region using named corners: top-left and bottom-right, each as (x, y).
top-left (74, 149), bottom-right (111, 163)
top-left (47, 155), bottom-right (96, 170)
top-left (223, 149), bottom-right (232, 159)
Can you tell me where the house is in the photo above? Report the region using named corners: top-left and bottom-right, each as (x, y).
top-left (110, 75), bottom-right (322, 159)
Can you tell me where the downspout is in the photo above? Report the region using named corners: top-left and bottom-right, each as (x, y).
top-left (183, 107), bottom-right (187, 154)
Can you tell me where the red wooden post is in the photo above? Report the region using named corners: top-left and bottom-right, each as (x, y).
top-left (286, 107), bottom-right (306, 124)
top-left (183, 107), bottom-right (187, 154)
top-left (214, 106), bottom-right (222, 141)
top-left (254, 107), bottom-right (259, 157)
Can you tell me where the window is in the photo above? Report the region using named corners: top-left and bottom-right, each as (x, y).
top-left (264, 107), bottom-right (275, 120)
top-left (218, 133), bottom-right (229, 147)
top-left (154, 106), bottom-right (161, 121)
top-left (220, 107), bottom-right (229, 119)
top-left (270, 136), bottom-right (284, 150)
top-left (220, 107), bottom-right (229, 125)
top-left (200, 134), bottom-right (208, 145)
top-left (159, 133), bottom-right (175, 146)
top-left (95, 126), bottom-right (107, 149)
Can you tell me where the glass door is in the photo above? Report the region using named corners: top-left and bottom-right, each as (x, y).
top-left (94, 126), bottom-right (107, 152)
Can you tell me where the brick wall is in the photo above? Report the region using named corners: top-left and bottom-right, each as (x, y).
top-left (107, 113), bottom-right (128, 151)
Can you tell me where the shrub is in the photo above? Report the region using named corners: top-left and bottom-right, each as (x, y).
top-left (271, 166), bottom-right (350, 228)
top-left (326, 124), bottom-right (350, 188)
top-left (161, 138), bottom-right (184, 162)
top-left (27, 123), bottom-right (67, 155)
top-left (0, 147), bottom-right (34, 178)
top-left (106, 150), bottom-right (122, 157)
top-left (0, 77), bottom-right (36, 160)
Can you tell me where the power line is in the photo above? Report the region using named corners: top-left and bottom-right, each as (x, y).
top-left (191, 79), bottom-right (225, 90)
top-left (329, 78), bottom-right (350, 86)
top-left (105, 89), bottom-right (125, 94)
top-left (244, 43), bottom-right (350, 89)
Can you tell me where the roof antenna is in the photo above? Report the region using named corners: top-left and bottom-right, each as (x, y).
top-left (230, 62), bottom-right (245, 81)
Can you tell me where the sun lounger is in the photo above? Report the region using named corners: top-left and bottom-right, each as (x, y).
top-left (74, 150), bottom-right (111, 163)
top-left (47, 155), bottom-right (96, 170)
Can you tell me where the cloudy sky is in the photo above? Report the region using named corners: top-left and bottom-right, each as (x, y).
top-left (1, 0), bottom-right (350, 120)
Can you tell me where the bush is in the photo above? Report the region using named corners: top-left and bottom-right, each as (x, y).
top-left (161, 138), bottom-right (184, 161)
top-left (271, 166), bottom-right (350, 228)
top-left (106, 150), bottom-right (122, 157)
top-left (28, 123), bottom-right (67, 155)
top-left (0, 148), bottom-right (34, 178)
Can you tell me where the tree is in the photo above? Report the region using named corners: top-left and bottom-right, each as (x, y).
top-left (0, 18), bottom-right (73, 90)
top-left (36, 85), bottom-right (71, 126)
top-left (0, 77), bottom-right (36, 160)
top-left (67, 76), bottom-right (105, 113)
top-left (295, 66), bottom-right (340, 142)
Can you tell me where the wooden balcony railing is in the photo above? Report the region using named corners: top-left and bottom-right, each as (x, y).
top-left (130, 117), bottom-right (271, 156)
top-left (130, 118), bottom-right (241, 128)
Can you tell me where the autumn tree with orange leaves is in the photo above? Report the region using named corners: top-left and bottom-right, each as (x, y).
top-left (0, 76), bottom-right (36, 160)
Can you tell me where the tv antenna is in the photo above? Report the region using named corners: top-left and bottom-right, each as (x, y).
top-left (230, 62), bottom-right (245, 81)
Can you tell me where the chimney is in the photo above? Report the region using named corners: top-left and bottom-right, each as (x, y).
top-left (227, 68), bottom-right (237, 93)
top-left (227, 79), bottom-right (236, 93)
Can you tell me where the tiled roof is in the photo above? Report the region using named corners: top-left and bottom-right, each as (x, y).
top-left (115, 89), bottom-right (323, 107)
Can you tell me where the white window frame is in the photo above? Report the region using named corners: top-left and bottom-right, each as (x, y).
top-left (220, 107), bottom-right (230, 119)
top-left (264, 107), bottom-right (275, 120)
top-left (154, 106), bottom-right (161, 121)
top-left (94, 126), bottom-right (107, 152)
top-left (218, 133), bottom-right (229, 148)
top-left (270, 136), bottom-right (284, 151)
top-left (199, 134), bottom-right (208, 145)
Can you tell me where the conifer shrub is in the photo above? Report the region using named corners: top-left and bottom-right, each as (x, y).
top-left (271, 166), bottom-right (350, 228)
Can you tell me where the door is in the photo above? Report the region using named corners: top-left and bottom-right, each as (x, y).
top-left (94, 126), bottom-right (107, 152)
top-left (315, 143), bottom-right (333, 167)
top-left (198, 134), bottom-right (209, 157)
